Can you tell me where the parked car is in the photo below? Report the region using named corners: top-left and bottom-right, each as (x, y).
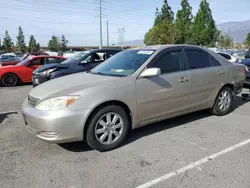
top-left (0, 56), bottom-right (66, 87)
top-left (240, 58), bottom-right (250, 87)
top-left (22, 45), bottom-right (246, 151)
top-left (32, 48), bottom-right (122, 86)
top-left (0, 55), bottom-right (16, 62)
top-left (0, 52), bottom-right (49, 67)
top-left (216, 51), bottom-right (238, 63)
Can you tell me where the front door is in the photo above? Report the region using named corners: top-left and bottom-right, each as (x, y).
top-left (22, 58), bottom-right (44, 82)
top-left (136, 48), bottom-right (191, 124)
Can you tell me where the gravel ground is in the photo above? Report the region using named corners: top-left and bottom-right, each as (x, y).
top-left (1, 86), bottom-right (250, 188)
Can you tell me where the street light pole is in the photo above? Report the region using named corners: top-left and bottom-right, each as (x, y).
top-left (99, 0), bottom-right (103, 49)
top-left (107, 20), bottom-right (109, 47)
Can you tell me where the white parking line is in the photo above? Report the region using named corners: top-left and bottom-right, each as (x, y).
top-left (136, 139), bottom-right (250, 188)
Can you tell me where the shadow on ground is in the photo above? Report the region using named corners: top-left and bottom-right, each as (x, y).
top-left (59, 95), bottom-right (249, 152)
top-left (59, 141), bottom-right (92, 152)
top-left (0, 111), bottom-right (18, 124)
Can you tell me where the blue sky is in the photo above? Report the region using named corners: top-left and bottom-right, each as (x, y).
top-left (0, 0), bottom-right (249, 46)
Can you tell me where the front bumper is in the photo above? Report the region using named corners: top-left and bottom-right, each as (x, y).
top-left (21, 98), bottom-right (91, 143)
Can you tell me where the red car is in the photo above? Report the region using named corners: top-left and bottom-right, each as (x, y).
top-left (0, 55), bottom-right (66, 87)
top-left (0, 52), bottom-right (50, 67)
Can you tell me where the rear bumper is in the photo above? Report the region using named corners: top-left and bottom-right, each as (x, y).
top-left (233, 81), bottom-right (244, 95)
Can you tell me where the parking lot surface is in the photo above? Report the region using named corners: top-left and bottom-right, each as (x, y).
top-left (1, 86), bottom-right (250, 188)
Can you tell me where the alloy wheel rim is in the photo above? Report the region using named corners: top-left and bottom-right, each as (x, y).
top-left (4, 74), bottom-right (17, 86)
top-left (218, 90), bottom-right (231, 111)
top-left (95, 112), bottom-right (124, 145)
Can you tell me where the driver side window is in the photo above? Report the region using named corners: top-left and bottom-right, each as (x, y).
top-left (92, 52), bottom-right (106, 62)
top-left (29, 58), bottom-right (43, 66)
top-left (149, 50), bottom-right (184, 74)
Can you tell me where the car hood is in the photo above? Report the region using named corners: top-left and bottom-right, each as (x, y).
top-left (29, 72), bottom-right (118, 100)
top-left (35, 63), bottom-right (69, 73)
top-left (0, 65), bottom-right (18, 70)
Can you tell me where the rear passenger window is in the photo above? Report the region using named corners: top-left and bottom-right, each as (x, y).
top-left (210, 56), bottom-right (221, 67)
top-left (218, 53), bottom-right (231, 60)
top-left (186, 50), bottom-right (211, 69)
top-left (150, 51), bottom-right (183, 74)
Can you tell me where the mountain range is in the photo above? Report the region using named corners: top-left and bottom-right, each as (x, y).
top-left (117, 20), bottom-right (250, 46)
top-left (217, 20), bottom-right (250, 43)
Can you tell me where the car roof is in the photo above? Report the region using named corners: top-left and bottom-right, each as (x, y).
top-left (86, 48), bottom-right (122, 53)
top-left (131, 44), bottom-right (206, 51)
top-left (31, 55), bottom-right (66, 59)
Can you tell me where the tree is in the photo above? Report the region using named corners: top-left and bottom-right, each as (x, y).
top-left (60, 34), bottom-right (68, 52)
top-left (191, 0), bottom-right (220, 47)
top-left (36, 43), bottom-right (40, 52)
top-left (175, 0), bottom-right (193, 44)
top-left (16, 26), bottom-right (26, 53)
top-left (144, 21), bottom-right (176, 45)
top-left (244, 32), bottom-right (250, 48)
top-left (154, 0), bottom-right (174, 25)
top-left (28, 35), bottom-right (37, 52)
top-left (144, 0), bottom-right (176, 45)
top-left (220, 34), bottom-right (233, 49)
top-left (2, 30), bottom-right (14, 52)
top-left (47, 35), bottom-right (60, 51)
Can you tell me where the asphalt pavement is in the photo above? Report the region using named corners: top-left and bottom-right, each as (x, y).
top-left (1, 86), bottom-right (250, 188)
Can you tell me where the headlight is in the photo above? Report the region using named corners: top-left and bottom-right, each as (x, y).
top-left (41, 68), bottom-right (57, 76)
top-left (35, 96), bottom-right (80, 111)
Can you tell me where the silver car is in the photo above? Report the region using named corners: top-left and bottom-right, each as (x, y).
top-left (21, 45), bottom-right (246, 151)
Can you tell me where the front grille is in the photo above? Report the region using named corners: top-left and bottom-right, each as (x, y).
top-left (28, 95), bottom-right (39, 106)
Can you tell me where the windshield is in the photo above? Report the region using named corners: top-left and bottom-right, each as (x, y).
top-left (90, 49), bottom-right (155, 76)
top-left (61, 51), bottom-right (91, 64)
top-left (16, 58), bottom-right (31, 66)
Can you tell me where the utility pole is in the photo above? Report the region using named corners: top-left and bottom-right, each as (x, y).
top-left (99, 0), bottom-right (103, 49)
top-left (118, 27), bottom-right (125, 44)
top-left (107, 20), bottom-right (109, 47)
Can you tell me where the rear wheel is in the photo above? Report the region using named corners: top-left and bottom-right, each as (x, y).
top-left (210, 87), bottom-right (233, 116)
top-left (1, 73), bottom-right (19, 87)
top-left (86, 105), bottom-right (130, 152)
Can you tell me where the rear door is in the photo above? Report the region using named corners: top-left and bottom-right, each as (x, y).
top-left (184, 47), bottom-right (226, 107)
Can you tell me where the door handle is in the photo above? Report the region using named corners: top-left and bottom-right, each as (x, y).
top-left (179, 77), bottom-right (189, 83)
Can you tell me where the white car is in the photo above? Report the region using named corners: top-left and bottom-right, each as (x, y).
top-left (216, 52), bottom-right (238, 63)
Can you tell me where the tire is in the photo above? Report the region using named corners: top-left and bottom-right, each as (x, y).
top-left (86, 105), bottom-right (130, 152)
top-left (210, 87), bottom-right (233, 116)
top-left (1, 73), bottom-right (19, 87)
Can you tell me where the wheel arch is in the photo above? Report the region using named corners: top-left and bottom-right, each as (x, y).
top-left (0, 72), bottom-right (21, 85)
top-left (83, 100), bottom-right (133, 139)
top-left (210, 83), bottom-right (235, 107)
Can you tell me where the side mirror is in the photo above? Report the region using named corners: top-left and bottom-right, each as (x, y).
top-left (26, 62), bottom-right (31, 67)
top-left (139, 68), bottom-right (161, 78)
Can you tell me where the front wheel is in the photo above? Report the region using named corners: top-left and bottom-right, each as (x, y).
top-left (210, 87), bottom-right (233, 116)
top-left (86, 105), bottom-right (130, 152)
top-left (1, 73), bottom-right (19, 87)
